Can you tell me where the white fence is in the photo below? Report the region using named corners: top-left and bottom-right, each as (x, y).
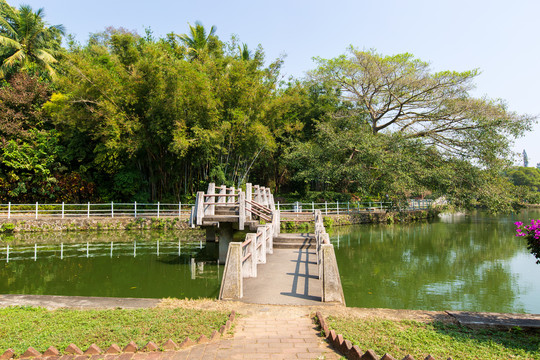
top-left (0, 199), bottom-right (433, 219)
top-left (0, 202), bottom-right (192, 219)
top-left (276, 199), bottom-right (433, 215)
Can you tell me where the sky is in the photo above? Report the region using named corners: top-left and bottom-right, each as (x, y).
top-left (9, 0), bottom-right (540, 167)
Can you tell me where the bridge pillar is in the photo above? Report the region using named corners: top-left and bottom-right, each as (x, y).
top-left (218, 223), bottom-right (234, 263)
top-left (205, 227), bottom-right (217, 242)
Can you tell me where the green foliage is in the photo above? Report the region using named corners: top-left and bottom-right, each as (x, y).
top-left (0, 222), bottom-right (14, 232)
top-left (506, 167), bottom-right (540, 204)
top-left (322, 216), bottom-right (334, 228)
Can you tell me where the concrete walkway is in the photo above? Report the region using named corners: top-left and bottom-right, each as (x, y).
top-left (242, 249), bottom-right (322, 305)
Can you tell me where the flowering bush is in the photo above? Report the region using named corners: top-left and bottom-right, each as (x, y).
top-left (515, 220), bottom-right (540, 264)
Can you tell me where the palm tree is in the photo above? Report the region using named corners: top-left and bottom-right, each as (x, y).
top-left (0, 0), bottom-right (65, 79)
top-left (177, 21), bottom-right (218, 60)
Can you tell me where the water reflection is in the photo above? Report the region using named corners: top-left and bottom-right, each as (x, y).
top-left (0, 233), bottom-right (221, 299)
top-left (331, 209), bottom-right (540, 314)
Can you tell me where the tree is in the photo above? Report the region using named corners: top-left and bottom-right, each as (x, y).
top-left (312, 48), bottom-right (535, 163)
top-left (177, 21), bottom-right (220, 60)
top-left (0, 0), bottom-right (64, 79)
top-left (0, 72), bottom-right (50, 144)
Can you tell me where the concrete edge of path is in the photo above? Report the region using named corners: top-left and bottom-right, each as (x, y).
top-left (0, 294), bottom-right (160, 309)
top-left (447, 310), bottom-right (540, 330)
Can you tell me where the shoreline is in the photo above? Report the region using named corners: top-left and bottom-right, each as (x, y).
top-left (0, 208), bottom-right (437, 234)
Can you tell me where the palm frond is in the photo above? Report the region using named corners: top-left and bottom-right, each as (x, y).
top-left (1, 48), bottom-right (25, 70)
top-left (0, 0), bottom-right (18, 37)
top-left (0, 34), bottom-right (20, 49)
top-left (34, 48), bottom-right (57, 64)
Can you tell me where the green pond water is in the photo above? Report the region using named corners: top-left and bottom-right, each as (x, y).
top-left (330, 209), bottom-right (540, 314)
top-left (0, 210), bottom-right (539, 313)
top-left (0, 231), bottom-right (223, 299)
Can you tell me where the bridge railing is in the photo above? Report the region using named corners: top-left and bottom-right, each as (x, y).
top-left (219, 222), bottom-right (275, 300)
top-left (314, 209), bottom-right (346, 304)
top-left (191, 183), bottom-right (276, 229)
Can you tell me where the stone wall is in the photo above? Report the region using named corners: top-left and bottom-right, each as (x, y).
top-left (281, 209), bottom-right (437, 229)
top-left (0, 217), bottom-right (191, 233)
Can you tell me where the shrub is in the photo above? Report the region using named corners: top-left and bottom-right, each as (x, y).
top-left (1, 223), bottom-right (15, 233)
top-left (515, 220), bottom-right (540, 264)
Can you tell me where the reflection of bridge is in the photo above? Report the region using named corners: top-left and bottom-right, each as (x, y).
top-left (190, 183), bottom-right (345, 305)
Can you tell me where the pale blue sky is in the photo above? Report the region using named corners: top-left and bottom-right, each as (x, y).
top-left (9, 0), bottom-right (540, 166)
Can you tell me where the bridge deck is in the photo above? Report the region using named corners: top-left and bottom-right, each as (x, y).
top-left (242, 246), bottom-right (323, 305)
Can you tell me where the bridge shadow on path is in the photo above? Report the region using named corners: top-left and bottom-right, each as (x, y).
top-left (241, 243), bottom-right (323, 305)
top-left (281, 246), bottom-right (321, 301)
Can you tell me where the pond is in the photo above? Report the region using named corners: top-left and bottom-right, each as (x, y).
top-left (0, 231), bottom-right (222, 299)
top-left (1, 210), bottom-right (539, 313)
top-left (330, 209), bottom-right (540, 314)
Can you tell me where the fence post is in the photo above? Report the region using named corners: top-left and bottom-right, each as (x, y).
top-left (277, 201), bottom-right (280, 211)
top-left (111, 201), bottom-right (114, 218)
top-left (347, 201), bottom-right (350, 214)
top-left (179, 202), bottom-right (182, 219)
top-left (246, 183), bottom-right (252, 220)
top-left (87, 202), bottom-right (90, 218)
top-left (134, 201), bottom-right (137, 218)
top-left (7, 202), bottom-right (10, 219)
top-left (337, 201), bottom-right (339, 215)
top-left (238, 191), bottom-right (245, 231)
top-left (207, 183), bottom-right (215, 215)
top-left (62, 202), bottom-right (65, 219)
top-left (228, 186), bottom-right (235, 204)
top-left (157, 202), bottom-right (160, 218)
top-left (196, 192), bottom-right (204, 226)
top-left (380, 201), bottom-right (382, 210)
top-left (325, 201), bottom-right (328, 215)
top-left (35, 202), bottom-right (38, 220)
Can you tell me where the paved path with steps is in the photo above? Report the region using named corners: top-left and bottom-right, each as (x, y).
top-left (242, 247), bottom-right (322, 305)
top-left (163, 309), bottom-right (340, 359)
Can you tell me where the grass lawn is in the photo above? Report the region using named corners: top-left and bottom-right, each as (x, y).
top-left (0, 306), bottom-right (230, 355)
top-left (325, 316), bottom-right (540, 360)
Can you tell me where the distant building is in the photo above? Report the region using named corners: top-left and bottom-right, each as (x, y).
top-left (523, 150), bottom-right (529, 167)
top-left (537, 163), bottom-right (540, 169)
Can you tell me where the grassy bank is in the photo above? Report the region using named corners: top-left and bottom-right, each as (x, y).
top-left (325, 316), bottom-right (540, 360)
top-left (0, 306), bottom-right (229, 355)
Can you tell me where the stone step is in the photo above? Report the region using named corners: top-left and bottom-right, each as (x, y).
top-left (273, 238), bottom-right (314, 244)
top-left (215, 210), bottom-right (238, 215)
top-left (273, 242), bottom-right (315, 249)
